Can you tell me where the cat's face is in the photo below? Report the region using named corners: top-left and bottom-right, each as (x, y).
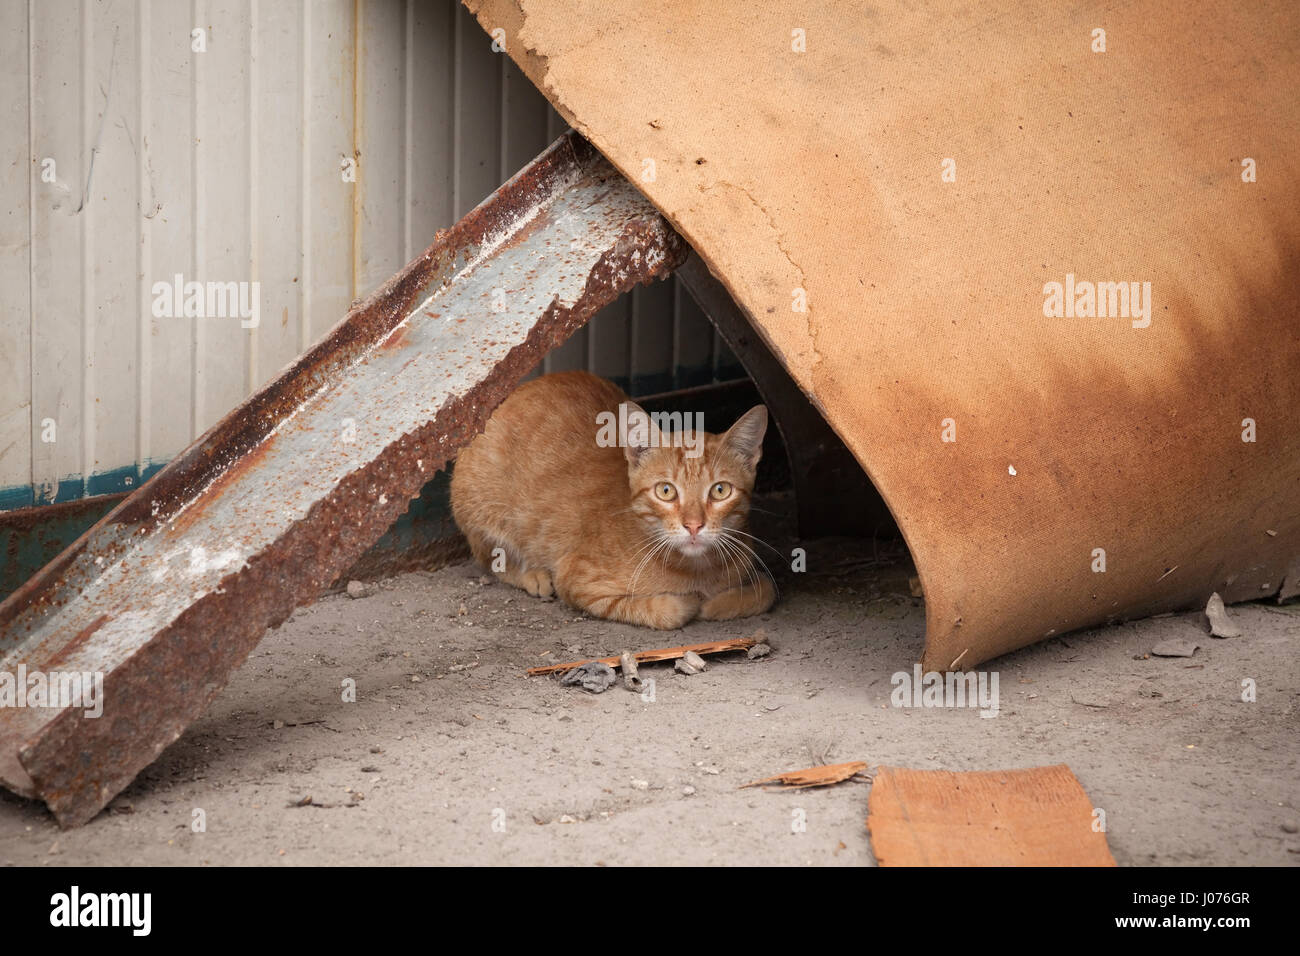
top-left (624, 405), bottom-right (768, 561)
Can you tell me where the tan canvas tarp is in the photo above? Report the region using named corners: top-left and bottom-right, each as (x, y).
top-left (468, 0), bottom-right (1300, 669)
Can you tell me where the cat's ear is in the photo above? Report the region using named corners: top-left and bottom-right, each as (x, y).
top-left (721, 405), bottom-right (768, 468)
top-left (621, 401), bottom-right (661, 467)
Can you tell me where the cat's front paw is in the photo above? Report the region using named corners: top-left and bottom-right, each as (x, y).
top-left (641, 592), bottom-right (700, 629)
top-left (699, 578), bottom-right (775, 620)
top-left (522, 568), bottom-right (555, 600)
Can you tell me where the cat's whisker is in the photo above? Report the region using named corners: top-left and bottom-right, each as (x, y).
top-left (723, 533), bottom-right (780, 594)
top-left (627, 534), bottom-right (673, 595)
top-left (722, 535), bottom-right (769, 587)
top-left (628, 530), bottom-right (669, 563)
top-left (714, 533), bottom-right (751, 591)
top-left (628, 534), bottom-right (667, 581)
top-left (721, 525), bottom-right (785, 558)
top-left (712, 535), bottom-right (741, 589)
top-left (720, 528), bottom-right (780, 598)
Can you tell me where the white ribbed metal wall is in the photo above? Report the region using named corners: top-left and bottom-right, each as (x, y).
top-left (0, 0), bottom-right (733, 512)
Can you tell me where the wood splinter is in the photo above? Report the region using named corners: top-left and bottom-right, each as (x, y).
top-left (740, 760), bottom-right (871, 790)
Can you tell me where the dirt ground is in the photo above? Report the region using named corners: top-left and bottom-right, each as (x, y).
top-left (1, 529), bottom-right (1297, 866)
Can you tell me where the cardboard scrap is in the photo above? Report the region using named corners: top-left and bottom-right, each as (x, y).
top-left (741, 760), bottom-right (869, 791)
top-left (527, 636), bottom-right (757, 676)
top-left (866, 764), bottom-right (1115, 866)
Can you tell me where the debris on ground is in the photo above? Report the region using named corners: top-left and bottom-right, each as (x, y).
top-left (346, 580), bottom-right (371, 599)
top-left (618, 650), bottom-right (644, 692)
top-left (1204, 592), bottom-right (1242, 638)
top-left (747, 642), bottom-right (772, 660)
top-left (288, 793), bottom-right (361, 809)
top-left (528, 635), bottom-right (759, 676)
top-left (1151, 638), bottom-right (1200, 658)
top-left (1070, 693), bottom-right (1109, 709)
top-left (560, 661), bottom-right (618, 693)
top-left (740, 760), bottom-right (870, 790)
top-left (675, 650), bottom-right (708, 675)
top-left (866, 764), bottom-right (1116, 866)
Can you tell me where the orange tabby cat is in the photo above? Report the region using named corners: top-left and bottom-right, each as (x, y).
top-left (450, 371), bottom-right (774, 628)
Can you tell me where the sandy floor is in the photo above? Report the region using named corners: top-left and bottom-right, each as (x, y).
top-left (1, 535), bottom-right (1297, 866)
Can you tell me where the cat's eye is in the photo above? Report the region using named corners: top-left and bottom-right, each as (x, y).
top-left (654, 482), bottom-right (677, 501)
top-left (709, 481), bottom-right (732, 501)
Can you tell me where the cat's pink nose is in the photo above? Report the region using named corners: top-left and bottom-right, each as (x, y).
top-left (683, 520), bottom-right (704, 536)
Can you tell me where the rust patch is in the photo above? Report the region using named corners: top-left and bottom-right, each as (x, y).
top-left (43, 615), bottom-right (109, 670)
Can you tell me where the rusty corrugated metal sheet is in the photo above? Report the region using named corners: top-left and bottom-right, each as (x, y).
top-left (0, 132), bottom-right (685, 826)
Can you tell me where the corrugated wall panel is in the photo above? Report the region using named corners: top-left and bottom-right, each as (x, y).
top-left (0, 0), bottom-right (732, 515)
top-left (0, 3), bottom-right (31, 510)
top-left (141, 0), bottom-right (196, 477)
top-left (251, 0), bottom-right (306, 390)
top-left (86, 0), bottom-right (142, 495)
top-left (28, 0), bottom-right (86, 505)
top-left (405, 0), bottom-right (455, 260)
top-left (194, 0), bottom-right (253, 435)
top-left (300, 0), bottom-right (355, 348)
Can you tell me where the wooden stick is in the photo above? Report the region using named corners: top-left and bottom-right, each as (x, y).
top-left (527, 635), bottom-right (758, 676)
